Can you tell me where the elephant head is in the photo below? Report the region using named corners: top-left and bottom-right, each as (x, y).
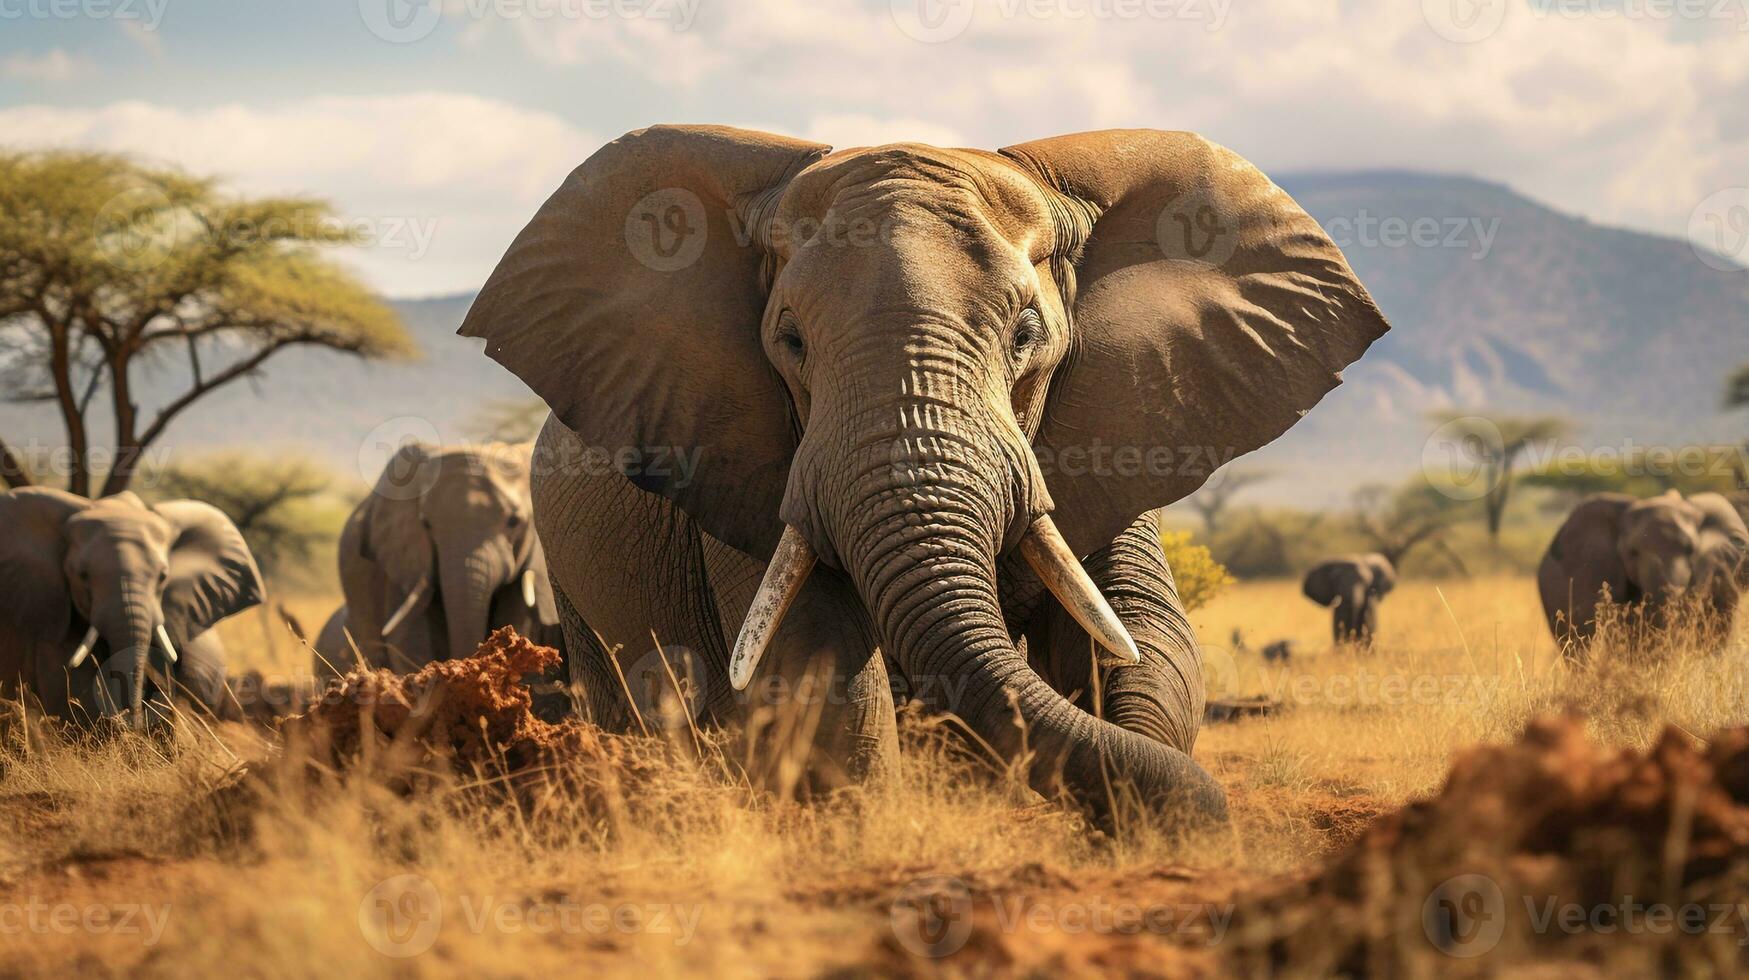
top-left (0, 487), bottom-right (262, 726)
top-left (352, 442), bottom-right (547, 664)
top-left (1303, 553), bottom-right (1397, 607)
top-left (462, 127), bottom-right (1388, 822)
top-left (1303, 553), bottom-right (1396, 644)
top-left (1540, 490), bottom-right (1749, 645)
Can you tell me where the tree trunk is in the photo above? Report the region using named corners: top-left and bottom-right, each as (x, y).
top-left (100, 347), bottom-right (140, 497)
top-left (46, 318), bottom-right (91, 496)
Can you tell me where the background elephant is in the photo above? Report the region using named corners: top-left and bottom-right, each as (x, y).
top-left (461, 126), bottom-right (1389, 828)
top-left (1538, 490), bottom-right (1749, 650)
top-left (315, 442), bottom-right (559, 676)
top-left (0, 487), bottom-right (261, 726)
top-left (1302, 553), bottom-right (1397, 646)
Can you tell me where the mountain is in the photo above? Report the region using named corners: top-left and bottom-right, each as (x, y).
top-left (3, 173), bottom-right (1746, 502)
top-left (1223, 172), bottom-right (1749, 504)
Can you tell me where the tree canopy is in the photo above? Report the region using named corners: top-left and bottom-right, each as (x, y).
top-left (0, 149), bottom-right (414, 495)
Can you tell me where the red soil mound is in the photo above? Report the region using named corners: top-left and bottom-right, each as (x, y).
top-left (280, 628), bottom-right (662, 818)
top-left (1231, 717), bottom-right (1749, 975)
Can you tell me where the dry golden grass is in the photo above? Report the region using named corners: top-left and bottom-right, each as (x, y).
top-left (1, 575), bottom-right (1744, 977)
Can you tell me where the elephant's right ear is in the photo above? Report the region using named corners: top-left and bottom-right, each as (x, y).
top-left (461, 126), bottom-right (831, 559)
top-left (0, 487), bottom-right (87, 638)
top-left (357, 442), bottom-right (435, 589)
top-left (1301, 561), bottom-right (1346, 608)
top-left (1549, 493), bottom-right (1633, 604)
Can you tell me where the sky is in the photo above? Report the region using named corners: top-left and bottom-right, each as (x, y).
top-left (2, 0), bottom-right (1746, 297)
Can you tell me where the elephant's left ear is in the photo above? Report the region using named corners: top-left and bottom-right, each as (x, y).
top-left (155, 500), bottom-right (264, 642)
top-left (1001, 130), bottom-right (1390, 555)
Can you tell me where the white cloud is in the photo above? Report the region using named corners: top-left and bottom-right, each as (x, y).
top-left (495, 0), bottom-right (1749, 241)
top-left (2, 49), bottom-right (94, 83)
top-left (0, 94), bottom-right (596, 296)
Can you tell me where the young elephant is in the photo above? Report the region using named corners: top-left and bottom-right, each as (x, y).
top-left (1302, 554), bottom-right (1397, 646)
top-left (315, 442), bottom-right (559, 675)
top-left (462, 126), bottom-right (1390, 829)
top-left (0, 487), bottom-right (261, 726)
top-left (1538, 490), bottom-right (1749, 650)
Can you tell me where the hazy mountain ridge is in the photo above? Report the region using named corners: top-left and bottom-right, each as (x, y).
top-left (3, 173), bottom-right (1745, 501)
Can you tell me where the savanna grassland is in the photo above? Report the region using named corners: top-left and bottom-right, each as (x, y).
top-left (2, 576), bottom-right (1747, 978)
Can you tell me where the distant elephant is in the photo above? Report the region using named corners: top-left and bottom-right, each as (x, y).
top-left (314, 442), bottom-right (560, 676)
top-left (460, 126), bottom-right (1390, 829)
top-left (1538, 490), bottom-right (1749, 650)
top-left (0, 487), bottom-right (261, 726)
top-left (1303, 554), bottom-right (1397, 646)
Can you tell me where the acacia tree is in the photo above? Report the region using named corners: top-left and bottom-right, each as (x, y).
top-left (1183, 467), bottom-right (1272, 535)
top-left (1430, 412), bottom-right (1571, 543)
top-left (0, 150), bottom-right (412, 496)
top-left (1351, 483), bottom-right (1469, 574)
top-left (149, 454), bottom-right (335, 577)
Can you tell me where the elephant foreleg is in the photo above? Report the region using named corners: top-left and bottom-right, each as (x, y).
top-left (1027, 511), bottom-right (1203, 755)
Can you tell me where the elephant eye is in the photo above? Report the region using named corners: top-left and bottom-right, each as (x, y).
top-left (506, 513), bottom-right (522, 530)
top-left (1012, 308), bottom-right (1045, 355)
top-left (776, 327), bottom-right (805, 360)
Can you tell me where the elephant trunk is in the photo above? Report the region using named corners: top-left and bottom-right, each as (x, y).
top-left (440, 542), bottom-right (503, 662)
top-left (92, 591), bottom-right (158, 728)
top-left (799, 395), bottom-right (1226, 830)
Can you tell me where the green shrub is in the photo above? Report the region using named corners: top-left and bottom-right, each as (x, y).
top-left (1159, 529), bottom-right (1234, 611)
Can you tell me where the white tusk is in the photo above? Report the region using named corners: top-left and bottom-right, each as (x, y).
top-left (1019, 515), bottom-right (1141, 666)
top-left (522, 569), bottom-right (537, 608)
top-left (380, 577), bottom-right (431, 637)
top-left (155, 624), bottom-right (179, 664)
top-left (68, 626), bottom-right (100, 669)
top-left (729, 525), bottom-right (817, 691)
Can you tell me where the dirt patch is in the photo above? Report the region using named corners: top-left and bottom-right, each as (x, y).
top-left (1226, 716), bottom-right (1749, 975)
top-left (278, 627), bottom-right (668, 821)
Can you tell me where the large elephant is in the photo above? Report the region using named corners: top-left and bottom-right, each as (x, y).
top-left (462, 126), bottom-right (1389, 828)
top-left (1302, 553), bottom-right (1397, 646)
top-left (1538, 490), bottom-right (1749, 650)
top-left (315, 442), bottom-right (560, 675)
top-left (0, 487), bottom-right (261, 726)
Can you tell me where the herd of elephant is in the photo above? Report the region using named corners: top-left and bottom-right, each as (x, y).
top-left (3, 126), bottom-right (1747, 832)
top-left (1304, 490), bottom-right (1749, 650)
